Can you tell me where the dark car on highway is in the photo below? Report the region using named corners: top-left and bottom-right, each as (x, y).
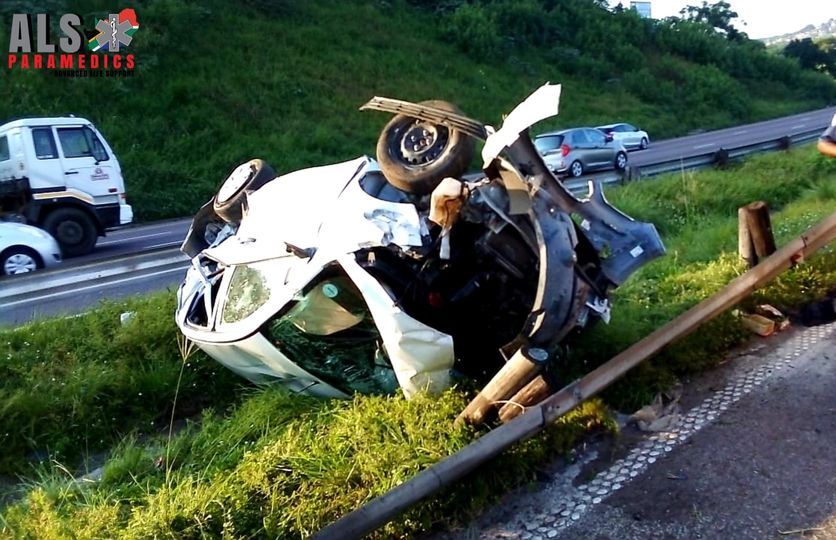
top-left (535, 127), bottom-right (628, 178)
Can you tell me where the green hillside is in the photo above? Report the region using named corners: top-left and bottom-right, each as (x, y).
top-left (1, 0), bottom-right (834, 221)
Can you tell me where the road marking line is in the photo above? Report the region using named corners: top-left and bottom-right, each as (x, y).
top-left (790, 124), bottom-right (806, 129)
top-left (146, 241), bottom-right (182, 250)
top-left (0, 265), bottom-right (189, 309)
top-left (505, 322), bottom-right (835, 535)
top-left (733, 130), bottom-right (747, 135)
top-left (98, 231), bottom-right (171, 246)
top-left (693, 143), bottom-right (714, 149)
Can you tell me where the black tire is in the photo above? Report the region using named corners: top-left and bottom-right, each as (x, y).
top-left (42, 207), bottom-right (98, 257)
top-left (1, 246), bottom-right (43, 276)
top-left (639, 137), bottom-right (648, 150)
top-left (375, 100), bottom-right (475, 195)
top-left (213, 158), bottom-right (277, 224)
top-left (569, 160), bottom-right (584, 178)
top-left (615, 151), bottom-right (628, 170)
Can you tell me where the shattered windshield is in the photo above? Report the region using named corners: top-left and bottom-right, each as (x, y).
top-left (222, 265), bottom-right (272, 324)
top-left (265, 273), bottom-right (398, 395)
top-left (219, 258), bottom-right (295, 327)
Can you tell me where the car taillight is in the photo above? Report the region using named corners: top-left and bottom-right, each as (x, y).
top-left (561, 144), bottom-right (570, 157)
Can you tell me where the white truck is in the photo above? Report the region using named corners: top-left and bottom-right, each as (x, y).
top-left (0, 117), bottom-right (133, 256)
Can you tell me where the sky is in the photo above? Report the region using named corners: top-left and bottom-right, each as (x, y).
top-left (627, 0), bottom-right (836, 39)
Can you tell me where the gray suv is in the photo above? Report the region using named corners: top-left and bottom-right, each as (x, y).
top-left (535, 128), bottom-right (628, 178)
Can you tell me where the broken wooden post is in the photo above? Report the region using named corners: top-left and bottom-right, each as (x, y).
top-left (738, 206), bottom-right (757, 268)
top-left (498, 375), bottom-right (554, 423)
top-left (744, 201), bottom-right (776, 258)
top-left (456, 348), bottom-right (543, 426)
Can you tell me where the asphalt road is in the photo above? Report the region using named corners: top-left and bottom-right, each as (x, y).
top-left (626, 107), bottom-right (835, 169)
top-left (0, 262), bottom-right (186, 326)
top-left (74, 217), bottom-right (190, 265)
top-left (441, 321), bottom-right (836, 540)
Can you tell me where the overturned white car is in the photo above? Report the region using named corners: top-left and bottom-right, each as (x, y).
top-left (175, 85), bottom-right (665, 399)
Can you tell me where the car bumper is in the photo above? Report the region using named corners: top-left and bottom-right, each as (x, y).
top-left (42, 250), bottom-right (62, 268)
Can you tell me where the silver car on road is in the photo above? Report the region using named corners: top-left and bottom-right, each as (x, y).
top-left (0, 222), bottom-right (62, 276)
top-left (535, 127), bottom-right (628, 178)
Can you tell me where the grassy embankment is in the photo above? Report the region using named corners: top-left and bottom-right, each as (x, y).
top-left (0, 147), bottom-right (833, 538)
top-left (1, 0), bottom-right (833, 222)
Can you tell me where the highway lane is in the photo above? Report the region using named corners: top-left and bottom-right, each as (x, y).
top-left (628, 106), bottom-right (835, 167)
top-left (75, 217), bottom-right (191, 265)
top-left (2, 105), bottom-right (833, 327)
top-left (0, 263), bottom-right (186, 327)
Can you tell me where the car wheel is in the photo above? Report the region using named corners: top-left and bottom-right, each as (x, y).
top-left (42, 208), bottom-right (98, 257)
top-left (213, 158), bottom-right (277, 224)
top-left (1, 246), bottom-right (42, 276)
top-left (569, 160), bottom-right (584, 178)
top-left (376, 100), bottom-right (475, 195)
top-left (615, 152), bottom-right (628, 170)
top-left (639, 137), bottom-right (648, 150)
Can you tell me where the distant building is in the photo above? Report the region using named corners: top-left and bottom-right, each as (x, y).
top-left (630, 1), bottom-right (652, 18)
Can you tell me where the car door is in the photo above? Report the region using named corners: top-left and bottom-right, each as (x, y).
top-left (620, 124), bottom-right (638, 148)
top-left (55, 125), bottom-right (117, 199)
top-left (24, 127), bottom-right (66, 192)
top-left (567, 130), bottom-right (591, 169)
top-left (585, 129), bottom-right (610, 168)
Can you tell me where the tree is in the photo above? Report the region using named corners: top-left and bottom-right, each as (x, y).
top-left (784, 37), bottom-right (836, 77)
top-left (679, 1), bottom-right (747, 41)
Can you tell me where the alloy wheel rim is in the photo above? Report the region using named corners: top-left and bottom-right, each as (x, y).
top-left (617, 154), bottom-right (627, 168)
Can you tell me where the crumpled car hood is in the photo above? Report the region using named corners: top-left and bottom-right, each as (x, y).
top-left (203, 156), bottom-right (423, 266)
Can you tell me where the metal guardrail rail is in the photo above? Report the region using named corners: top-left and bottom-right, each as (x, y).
top-left (566, 126), bottom-right (824, 190)
top-left (1, 127), bottom-right (825, 304)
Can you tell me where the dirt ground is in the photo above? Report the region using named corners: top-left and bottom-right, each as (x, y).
top-left (436, 321), bottom-right (836, 540)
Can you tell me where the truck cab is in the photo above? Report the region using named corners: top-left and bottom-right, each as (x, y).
top-left (0, 117), bottom-right (133, 256)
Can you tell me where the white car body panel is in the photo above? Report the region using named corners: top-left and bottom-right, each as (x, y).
top-left (482, 83), bottom-right (561, 166)
top-left (0, 222), bottom-right (62, 274)
top-left (176, 156), bottom-right (455, 398)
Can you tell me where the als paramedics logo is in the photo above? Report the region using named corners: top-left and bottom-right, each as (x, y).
top-left (88, 9), bottom-right (139, 53)
top-left (6, 8), bottom-right (138, 77)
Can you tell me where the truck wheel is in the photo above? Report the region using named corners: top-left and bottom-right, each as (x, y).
top-left (376, 100), bottom-right (475, 195)
top-left (42, 208), bottom-right (98, 257)
top-left (213, 159), bottom-right (277, 224)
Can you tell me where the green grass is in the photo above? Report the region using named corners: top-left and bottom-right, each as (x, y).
top-left (0, 294), bottom-right (243, 474)
top-left (0, 146), bottom-right (833, 538)
top-left (0, 0), bottom-right (831, 222)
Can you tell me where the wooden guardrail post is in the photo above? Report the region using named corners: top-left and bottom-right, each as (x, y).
top-left (739, 201), bottom-right (776, 267)
top-left (745, 201), bottom-right (777, 258)
top-left (456, 348), bottom-right (543, 426)
top-left (738, 207), bottom-right (756, 267)
top-left (498, 375), bottom-right (554, 423)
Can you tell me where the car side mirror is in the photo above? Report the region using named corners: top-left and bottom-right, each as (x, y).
top-left (605, 133), bottom-right (613, 142)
